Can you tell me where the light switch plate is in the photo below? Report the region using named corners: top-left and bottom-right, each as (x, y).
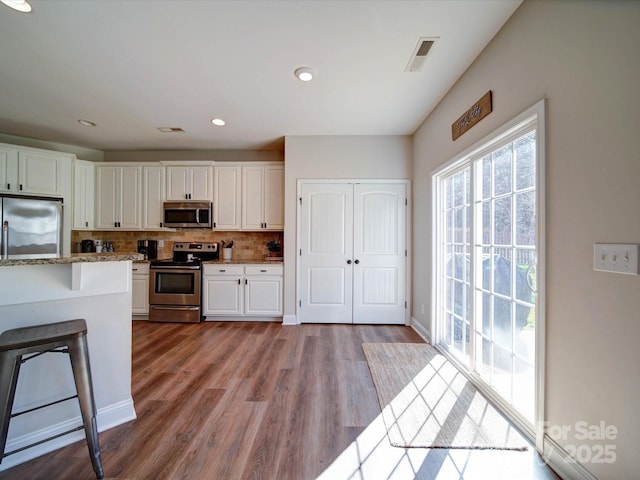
top-left (593, 243), bottom-right (639, 275)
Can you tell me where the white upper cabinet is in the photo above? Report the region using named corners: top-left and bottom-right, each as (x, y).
top-left (241, 165), bottom-right (283, 231)
top-left (142, 165), bottom-right (165, 229)
top-left (73, 160), bottom-right (95, 230)
top-left (213, 165), bottom-right (241, 230)
top-left (0, 146), bottom-right (18, 194)
top-left (165, 165), bottom-right (212, 201)
top-left (95, 165), bottom-right (141, 229)
top-left (0, 145), bottom-right (70, 197)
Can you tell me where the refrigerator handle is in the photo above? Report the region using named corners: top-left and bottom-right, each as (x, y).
top-left (1, 221), bottom-right (8, 259)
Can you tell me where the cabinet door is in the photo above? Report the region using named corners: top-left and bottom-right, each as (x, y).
top-left (119, 167), bottom-right (141, 229)
top-left (165, 166), bottom-right (190, 200)
top-left (95, 166), bottom-right (119, 229)
top-left (242, 166), bottom-right (264, 230)
top-left (73, 161), bottom-right (95, 229)
top-left (0, 146), bottom-right (18, 194)
top-left (213, 166), bottom-right (241, 230)
top-left (245, 276), bottom-right (283, 315)
top-left (203, 275), bottom-right (243, 315)
top-left (18, 151), bottom-right (62, 195)
top-left (132, 272), bottom-right (150, 315)
top-left (189, 166), bottom-right (212, 200)
top-left (142, 165), bottom-right (165, 229)
top-left (263, 166), bottom-right (284, 230)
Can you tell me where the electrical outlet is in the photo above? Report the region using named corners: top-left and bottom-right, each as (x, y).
top-left (594, 243), bottom-right (639, 275)
top-left (158, 240), bottom-right (164, 247)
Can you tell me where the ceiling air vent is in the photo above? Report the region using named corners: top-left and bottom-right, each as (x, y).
top-left (405, 37), bottom-right (438, 72)
top-left (157, 127), bottom-right (185, 133)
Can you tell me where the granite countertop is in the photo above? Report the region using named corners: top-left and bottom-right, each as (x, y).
top-left (203, 258), bottom-right (283, 265)
top-left (129, 257), bottom-right (283, 265)
top-left (0, 252), bottom-right (144, 267)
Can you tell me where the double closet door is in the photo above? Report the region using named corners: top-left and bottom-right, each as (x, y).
top-left (299, 182), bottom-right (407, 325)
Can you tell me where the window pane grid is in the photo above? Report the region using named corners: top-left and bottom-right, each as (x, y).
top-left (441, 168), bottom-right (471, 361)
top-left (439, 128), bottom-right (537, 424)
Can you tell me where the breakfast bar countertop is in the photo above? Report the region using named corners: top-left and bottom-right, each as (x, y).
top-left (0, 252), bottom-right (144, 267)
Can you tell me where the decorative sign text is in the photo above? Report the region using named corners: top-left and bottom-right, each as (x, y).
top-left (451, 91), bottom-right (492, 141)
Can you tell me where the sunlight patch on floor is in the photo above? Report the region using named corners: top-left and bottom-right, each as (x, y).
top-left (316, 411), bottom-right (550, 480)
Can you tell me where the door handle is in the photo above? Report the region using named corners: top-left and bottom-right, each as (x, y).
top-left (354, 259), bottom-right (360, 264)
top-left (346, 259), bottom-right (352, 265)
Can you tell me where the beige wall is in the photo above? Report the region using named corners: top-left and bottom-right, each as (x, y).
top-left (283, 135), bottom-right (412, 321)
top-left (412, 1), bottom-right (640, 477)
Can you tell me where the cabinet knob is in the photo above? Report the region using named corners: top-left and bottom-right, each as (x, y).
top-left (354, 259), bottom-right (360, 264)
top-left (19, 184), bottom-right (23, 191)
top-left (347, 259), bottom-right (352, 265)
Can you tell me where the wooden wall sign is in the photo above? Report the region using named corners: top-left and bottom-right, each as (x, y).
top-left (451, 91), bottom-right (492, 141)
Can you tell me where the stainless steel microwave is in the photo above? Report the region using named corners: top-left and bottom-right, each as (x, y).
top-left (163, 201), bottom-right (212, 228)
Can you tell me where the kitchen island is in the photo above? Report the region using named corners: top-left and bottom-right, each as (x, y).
top-left (0, 253), bottom-right (142, 471)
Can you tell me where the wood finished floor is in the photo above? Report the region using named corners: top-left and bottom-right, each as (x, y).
top-left (0, 321), bottom-right (558, 480)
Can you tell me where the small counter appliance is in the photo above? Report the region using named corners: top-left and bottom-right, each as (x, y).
top-left (137, 240), bottom-right (158, 260)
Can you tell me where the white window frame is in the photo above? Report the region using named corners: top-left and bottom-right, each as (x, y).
top-left (431, 99), bottom-right (546, 452)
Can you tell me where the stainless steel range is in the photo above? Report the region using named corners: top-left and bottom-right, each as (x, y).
top-left (149, 242), bottom-right (219, 323)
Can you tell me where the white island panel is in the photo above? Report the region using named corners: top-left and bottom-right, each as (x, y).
top-left (0, 260), bottom-right (136, 471)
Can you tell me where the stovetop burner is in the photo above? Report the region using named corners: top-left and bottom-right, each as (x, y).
top-left (151, 241), bottom-right (219, 266)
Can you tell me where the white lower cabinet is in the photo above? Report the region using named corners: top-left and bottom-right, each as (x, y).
top-left (132, 263), bottom-right (150, 316)
top-left (203, 264), bottom-right (283, 319)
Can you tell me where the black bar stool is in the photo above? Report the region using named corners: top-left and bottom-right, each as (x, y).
top-left (0, 319), bottom-right (104, 479)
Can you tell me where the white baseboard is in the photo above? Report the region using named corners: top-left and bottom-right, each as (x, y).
top-left (410, 316), bottom-right (430, 343)
top-left (542, 435), bottom-right (599, 480)
top-left (0, 397), bottom-right (136, 472)
top-left (282, 314), bottom-right (298, 325)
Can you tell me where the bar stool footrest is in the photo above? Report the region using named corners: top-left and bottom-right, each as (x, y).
top-left (11, 394), bottom-right (79, 418)
top-left (2, 424), bottom-right (84, 458)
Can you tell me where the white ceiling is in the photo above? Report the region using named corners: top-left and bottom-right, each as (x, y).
top-left (0, 0), bottom-right (521, 152)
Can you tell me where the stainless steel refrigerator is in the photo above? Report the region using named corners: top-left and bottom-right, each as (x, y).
top-left (0, 195), bottom-right (63, 259)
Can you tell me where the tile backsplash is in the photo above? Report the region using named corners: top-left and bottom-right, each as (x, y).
top-left (72, 229), bottom-right (283, 260)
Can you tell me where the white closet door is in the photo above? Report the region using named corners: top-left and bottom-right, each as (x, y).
top-left (299, 183), bottom-right (353, 324)
top-left (352, 183), bottom-right (406, 324)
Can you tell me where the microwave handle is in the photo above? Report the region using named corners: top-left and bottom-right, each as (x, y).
top-left (196, 209), bottom-right (200, 225)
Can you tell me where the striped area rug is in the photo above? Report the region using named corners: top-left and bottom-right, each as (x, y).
top-left (362, 343), bottom-right (528, 450)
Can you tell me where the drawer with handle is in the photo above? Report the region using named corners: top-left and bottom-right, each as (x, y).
top-left (244, 265), bottom-right (283, 275)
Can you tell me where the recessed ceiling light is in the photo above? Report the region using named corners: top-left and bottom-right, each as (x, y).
top-left (295, 67), bottom-right (316, 82)
top-left (78, 119), bottom-right (97, 127)
top-left (0, 0), bottom-right (32, 12)
top-left (211, 118), bottom-right (226, 126)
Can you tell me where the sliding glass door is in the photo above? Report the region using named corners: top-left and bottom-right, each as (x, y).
top-left (434, 104), bottom-right (544, 437)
